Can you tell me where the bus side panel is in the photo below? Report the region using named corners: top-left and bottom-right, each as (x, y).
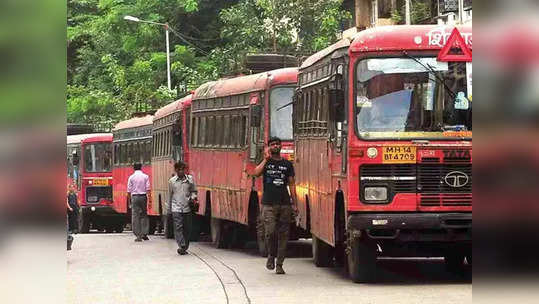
top-left (152, 158), bottom-right (173, 215)
top-left (310, 139), bottom-right (334, 246)
top-left (296, 138), bottom-right (334, 245)
top-left (141, 165), bottom-right (154, 215)
top-left (112, 166), bottom-right (127, 214)
top-left (295, 138), bottom-right (309, 231)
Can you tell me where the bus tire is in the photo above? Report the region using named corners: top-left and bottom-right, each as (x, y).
top-left (148, 218), bottom-right (156, 235)
top-left (78, 213), bottom-right (90, 233)
top-left (189, 214), bottom-right (201, 242)
top-left (211, 218), bottom-right (227, 249)
top-left (163, 214), bottom-right (174, 239)
top-left (445, 251), bottom-right (465, 274)
top-left (105, 224), bottom-right (114, 233)
top-left (114, 222), bottom-right (124, 233)
top-left (347, 235), bottom-right (377, 283)
top-left (312, 236), bottom-right (333, 267)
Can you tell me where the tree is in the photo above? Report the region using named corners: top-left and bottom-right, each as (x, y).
top-left (67, 0), bottom-right (351, 130)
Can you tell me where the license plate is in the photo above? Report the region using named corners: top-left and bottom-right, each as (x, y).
top-left (382, 146), bottom-right (416, 163)
top-left (92, 179), bottom-right (109, 186)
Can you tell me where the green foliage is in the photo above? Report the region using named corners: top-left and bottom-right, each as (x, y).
top-left (68, 0), bottom-right (351, 130)
top-left (411, 0), bottom-right (431, 24)
top-left (391, 9), bottom-right (403, 24)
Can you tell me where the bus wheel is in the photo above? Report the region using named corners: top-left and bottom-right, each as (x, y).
top-left (256, 213), bottom-right (267, 257)
top-left (163, 214), bottom-right (174, 239)
top-left (114, 222), bottom-right (124, 233)
top-left (148, 218), bottom-right (156, 235)
top-left (445, 251), bottom-right (466, 274)
top-left (347, 234), bottom-right (377, 283)
top-left (78, 213), bottom-right (90, 233)
top-left (230, 224), bottom-right (248, 249)
top-left (312, 236), bottom-right (333, 267)
top-left (105, 224), bottom-right (114, 233)
top-left (189, 214), bottom-right (201, 242)
top-left (211, 218), bottom-right (227, 249)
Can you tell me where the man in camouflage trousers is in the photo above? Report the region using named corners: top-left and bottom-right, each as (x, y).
top-left (253, 137), bottom-right (298, 274)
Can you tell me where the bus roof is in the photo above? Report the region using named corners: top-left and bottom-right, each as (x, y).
top-left (112, 115), bottom-right (153, 131)
top-left (67, 133), bottom-right (112, 145)
top-left (153, 94), bottom-right (192, 120)
top-left (193, 67), bottom-right (298, 100)
top-left (301, 25), bottom-right (472, 70)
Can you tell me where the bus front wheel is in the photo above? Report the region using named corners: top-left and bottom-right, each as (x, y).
top-left (211, 218), bottom-right (227, 249)
top-left (312, 236), bottom-right (333, 267)
top-left (346, 234), bottom-right (377, 283)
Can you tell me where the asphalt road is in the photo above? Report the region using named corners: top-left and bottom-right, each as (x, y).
top-left (67, 232), bottom-right (471, 304)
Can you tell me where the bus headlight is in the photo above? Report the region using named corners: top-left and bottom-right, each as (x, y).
top-left (364, 187), bottom-right (387, 201)
top-left (366, 147), bottom-right (378, 158)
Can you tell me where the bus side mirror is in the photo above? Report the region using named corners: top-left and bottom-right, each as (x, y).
top-left (329, 89), bottom-right (345, 122)
top-left (250, 104), bottom-right (262, 127)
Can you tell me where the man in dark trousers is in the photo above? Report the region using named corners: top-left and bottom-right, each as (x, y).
top-left (127, 163), bottom-right (151, 242)
top-left (67, 184), bottom-right (79, 233)
top-left (169, 161), bottom-right (198, 255)
top-left (253, 136), bottom-right (298, 274)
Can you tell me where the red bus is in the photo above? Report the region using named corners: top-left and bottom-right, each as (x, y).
top-left (294, 25), bottom-right (472, 282)
top-left (112, 115), bottom-right (154, 233)
top-left (189, 68), bottom-right (301, 253)
top-left (151, 94), bottom-right (193, 238)
top-left (67, 133), bottom-right (115, 233)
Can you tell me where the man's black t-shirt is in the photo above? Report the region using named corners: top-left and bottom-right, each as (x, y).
top-left (262, 158), bottom-right (295, 204)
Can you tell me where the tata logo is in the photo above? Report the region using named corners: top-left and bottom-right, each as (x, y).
top-left (444, 171), bottom-right (469, 188)
top-left (443, 150), bottom-right (471, 159)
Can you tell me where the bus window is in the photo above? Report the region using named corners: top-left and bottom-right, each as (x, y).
top-left (84, 142), bottom-right (112, 173)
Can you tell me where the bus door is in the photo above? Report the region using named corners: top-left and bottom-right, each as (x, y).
top-left (172, 116), bottom-right (183, 163)
top-left (248, 92), bottom-right (264, 192)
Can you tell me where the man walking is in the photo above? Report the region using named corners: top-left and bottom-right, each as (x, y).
top-left (169, 161), bottom-right (198, 255)
top-left (253, 137), bottom-right (298, 274)
top-left (127, 163), bottom-right (150, 242)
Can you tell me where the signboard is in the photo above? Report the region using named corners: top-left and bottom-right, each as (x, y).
top-left (439, 0), bottom-right (458, 14)
top-left (437, 28), bottom-right (472, 62)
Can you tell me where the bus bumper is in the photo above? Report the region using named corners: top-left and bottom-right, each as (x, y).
top-left (347, 212), bottom-right (471, 242)
top-left (80, 205), bottom-right (120, 217)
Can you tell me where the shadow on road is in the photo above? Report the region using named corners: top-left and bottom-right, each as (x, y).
top-left (193, 237), bottom-right (471, 284)
top-left (323, 257), bottom-right (472, 284)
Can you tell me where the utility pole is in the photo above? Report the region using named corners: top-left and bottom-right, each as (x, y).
top-left (355, 0), bottom-right (371, 30)
top-left (405, 0), bottom-right (411, 25)
top-left (165, 24), bottom-right (171, 91)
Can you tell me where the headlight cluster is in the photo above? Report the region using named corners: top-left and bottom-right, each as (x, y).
top-left (364, 187), bottom-right (387, 202)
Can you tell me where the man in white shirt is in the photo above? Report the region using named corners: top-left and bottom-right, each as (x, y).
top-left (127, 163), bottom-right (150, 242)
top-left (169, 161), bottom-right (197, 255)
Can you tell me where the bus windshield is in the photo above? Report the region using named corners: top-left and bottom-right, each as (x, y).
top-left (270, 86), bottom-right (294, 141)
top-left (84, 142), bottom-right (112, 173)
top-left (355, 57), bottom-right (472, 139)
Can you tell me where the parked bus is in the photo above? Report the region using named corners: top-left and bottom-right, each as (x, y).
top-left (112, 115), bottom-right (154, 233)
top-left (67, 133), bottom-right (115, 233)
top-left (189, 68), bottom-right (302, 253)
top-left (151, 94), bottom-right (193, 238)
top-left (293, 25), bottom-right (472, 282)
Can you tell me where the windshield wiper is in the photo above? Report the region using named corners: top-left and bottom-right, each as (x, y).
top-left (402, 51), bottom-right (456, 99)
top-left (275, 101), bottom-right (293, 112)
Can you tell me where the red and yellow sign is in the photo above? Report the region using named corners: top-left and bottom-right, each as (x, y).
top-left (91, 178), bottom-right (109, 186)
